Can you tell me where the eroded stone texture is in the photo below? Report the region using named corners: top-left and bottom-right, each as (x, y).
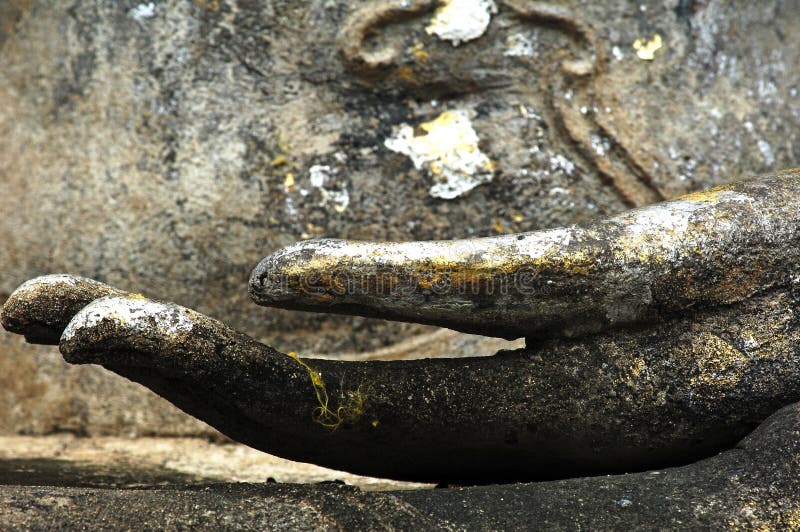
top-left (1, 0), bottom-right (799, 436)
top-left (4, 274), bottom-right (800, 482)
top-left (2, 402), bottom-right (800, 529)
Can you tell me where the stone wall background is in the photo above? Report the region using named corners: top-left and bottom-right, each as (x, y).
top-left (0, 0), bottom-right (798, 436)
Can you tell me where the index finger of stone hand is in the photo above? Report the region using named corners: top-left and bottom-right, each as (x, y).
top-left (249, 170), bottom-right (800, 340)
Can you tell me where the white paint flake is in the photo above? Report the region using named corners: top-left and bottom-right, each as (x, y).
top-left (130, 3), bottom-right (156, 23)
top-left (308, 165), bottom-right (350, 213)
top-left (590, 135), bottom-right (610, 157)
top-left (309, 165), bottom-right (328, 189)
top-left (548, 154), bottom-right (575, 175)
top-left (505, 33), bottom-right (535, 57)
top-left (384, 109), bottom-right (495, 200)
top-left (426, 0), bottom-right (498, 46)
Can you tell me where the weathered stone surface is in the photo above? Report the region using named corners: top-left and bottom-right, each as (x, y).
top-left (1, 0), bottom-right (799, 435)
top-left (0, 483), bottom-right (443, 530)
top-left (399, 400), bottom-right (800, 529)
top-left (2, 401), bottom-right (800, 530)
top-left (4, 271), bottom-right (800, 482)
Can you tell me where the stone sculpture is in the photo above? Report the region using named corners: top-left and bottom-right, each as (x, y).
top-left (3, 0), bottom-right (800, 527)
top-left (2, 0), bottom-right (800, 439)
top-left (4, 170), bottom-right (800, 485)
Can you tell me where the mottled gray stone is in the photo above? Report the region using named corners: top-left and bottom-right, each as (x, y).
top-left (1, 0), bottom-right (799, 436)
top-left (3, 268), bottom-right (800, 483)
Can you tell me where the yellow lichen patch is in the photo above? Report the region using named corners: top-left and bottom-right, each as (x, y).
top-left (632, 34), bottom-right (663, 61)
top-left (618, 357), bottom-right (650, 393)
top-left (689, 332), bottom-right (749, 394)
top-left (729, 499), bottom-right (779, 530)
top-left (545, 248), bottom-right (595, 276)
top-left (703, 258), bottom-right (773, 305)
top-left (518, 244), bottom-right (596, 276)
top-left (492, 218), bottom-right (506, 234)
top-left (781, 506), bottom-right (800, 529)
top-left (300, 222), bottom-right (324, 240)
top-left (678, 185), bottom-right (735, 204)
top-left (277, 236), bottom-right (598, 302)
top-left (286, 352), bottom-right (369, 430)
top-left (271, 155), bottom-right (289, 167)
top-left (430, 244), bottom-right (590, 291)
top-left (283, 172), bottom-right (295, 191)
top-left (410, 41), bottom-right (429, 63)
top-left (397, 67), bottom-right (416, 83)
top-left (195, 0), bottom-right (220, 11)
top-left (284, 265), bottom-right (402, 299)
top-left (613, 230), bottom-right (683, 264)
top-left (417, 277), bottom-right (434, 290)
top-left (407, 248), bottom-right (594, 295)
top-left (630, 357), bottom-right (646, 378)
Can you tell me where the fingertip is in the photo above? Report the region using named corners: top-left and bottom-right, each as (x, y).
top-left (59, 295), bottom-right (196, 364)
top-left (2, 274), bottom-right (119, 344)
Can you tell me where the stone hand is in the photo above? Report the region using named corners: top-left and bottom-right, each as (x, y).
top-left (4, 170), bottom-right (800, 483)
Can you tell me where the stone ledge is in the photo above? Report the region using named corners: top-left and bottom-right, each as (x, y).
top-left (0, 435), bottom-right (430, 491)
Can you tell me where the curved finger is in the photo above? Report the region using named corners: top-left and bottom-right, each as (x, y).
top-left (52, 287), bottom-right (800, 483)
top-left (250, 170), bottom-right (800, 340)
top-left (1, 274), bottom-right (127, 344)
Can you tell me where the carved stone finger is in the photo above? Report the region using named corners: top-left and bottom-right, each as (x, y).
top-left (4, 278), bottom-right (800, 482)
top-left (250, 170), bottom-right (800, 340)
top-left (0, 274), bottom-right (127, 344)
